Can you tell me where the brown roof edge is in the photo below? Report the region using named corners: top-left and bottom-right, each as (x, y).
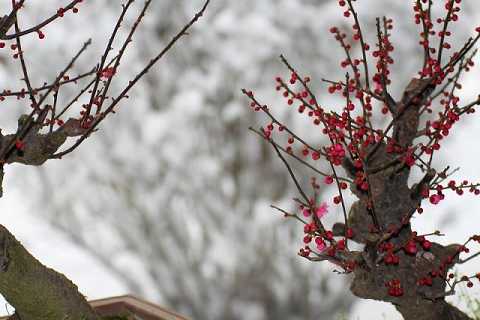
top-left (0, 295), bottom-right (189, 320)
top-left (90, 294), bottom-right (189, 320)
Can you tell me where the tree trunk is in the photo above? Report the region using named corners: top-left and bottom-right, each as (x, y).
top-left (338, 78), bottom-right (473, 320)
top-left (0, 224), bottom-right (98, 320)
top-left (396, 300), bottom-right (472, 320)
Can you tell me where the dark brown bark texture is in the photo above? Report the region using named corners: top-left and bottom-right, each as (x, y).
top-left (334, 78), bottom-right (473, 320)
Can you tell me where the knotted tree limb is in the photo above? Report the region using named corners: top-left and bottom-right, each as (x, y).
top-left (336, 78), bottom-right (471, 320)
top-left (0, 113), bottom-right (94, 168)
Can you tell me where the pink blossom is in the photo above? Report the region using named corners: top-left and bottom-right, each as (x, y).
top-left (324, 176), bottom-right (334, 185)
top-left (302, 208), bottom-right (311, 217)
top-left (316, 201), bottom-right (329, 218)
top-left (315, 237), bottom-right (326, 251)
top-left (429, 194), bottom-right (442, 205)
top-left (100, 67), bottom-right (116, 79)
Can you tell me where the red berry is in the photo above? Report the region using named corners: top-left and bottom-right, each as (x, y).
top-left (422, 240), bottom-right (432, 250)
top-left (405, 240), bottom-right (417, 255)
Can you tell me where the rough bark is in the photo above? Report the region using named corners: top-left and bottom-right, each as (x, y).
top-left (395, 300), bottom-right (472, 320)
top-left (334, 78), bottom-right (473, 320)
top-left (0, 224), bottom-right (98, 320)
top-left (0, 116), bottom-right (100, 319)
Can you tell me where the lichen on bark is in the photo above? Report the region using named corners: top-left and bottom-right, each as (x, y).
top-left (0, 225), bottom-right (98, 320)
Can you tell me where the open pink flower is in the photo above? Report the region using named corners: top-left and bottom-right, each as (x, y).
top-left (315, 237), bottom-right (326, 251)
top-left (429, 194), bottom-right (442, 205)
top-left (316, 201), bottom-right (329, 218)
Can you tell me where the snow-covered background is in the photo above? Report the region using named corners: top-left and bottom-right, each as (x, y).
top-left (0, 1), bottom-right (479, 319)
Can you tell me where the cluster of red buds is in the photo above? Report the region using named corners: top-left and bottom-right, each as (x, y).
top-left (386, 278), bottom-right (404, 297)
